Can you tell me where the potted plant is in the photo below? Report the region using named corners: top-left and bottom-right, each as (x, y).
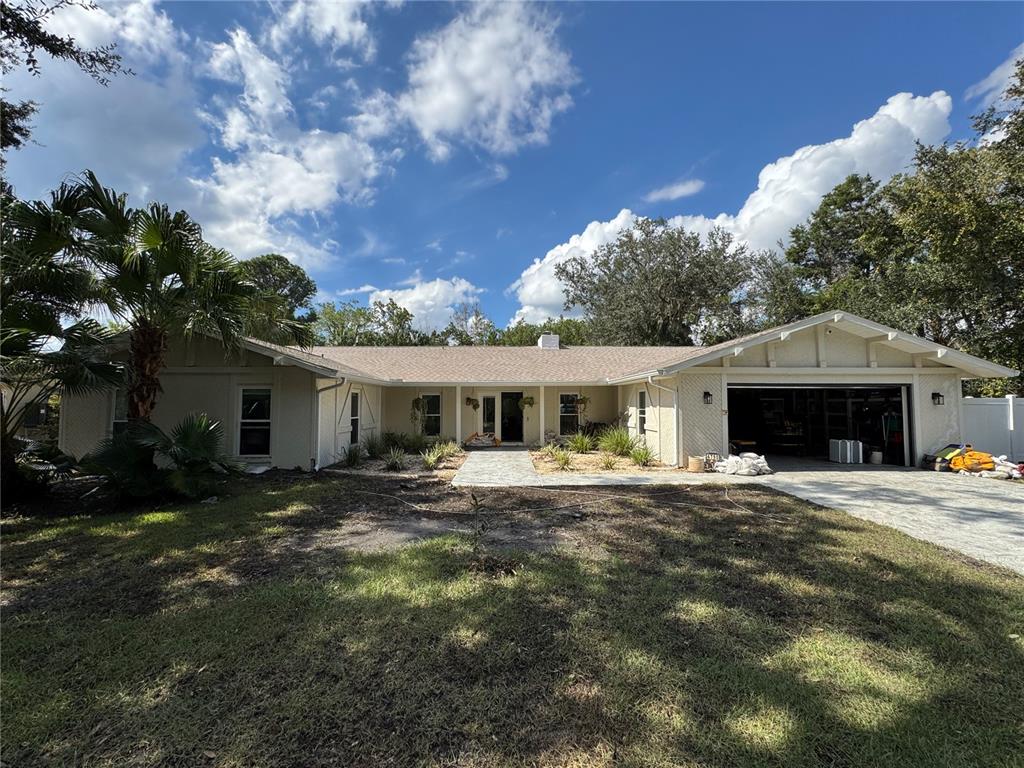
top-left (517, 395), bottom-right (535, 410)
top-left (465, 396), bottom-right (480, 411)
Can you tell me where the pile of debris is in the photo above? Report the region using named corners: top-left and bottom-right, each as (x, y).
top-left (713, 453), bottom-right (774, 476)
top-left (464, 432), bottom-right (501, 448)
top-left (924, 444), bottom-right (1023, 480)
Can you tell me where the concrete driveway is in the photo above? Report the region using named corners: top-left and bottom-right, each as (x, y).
top-left (453, 450), bottom-right (1024, 574)
top-left (760, 463), bottom-right (1024, 575)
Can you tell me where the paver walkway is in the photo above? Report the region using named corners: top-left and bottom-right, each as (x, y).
top-left (452, 448), bottom-right (749, 488)
top-left (452, 448), bottom-right (1024, 574)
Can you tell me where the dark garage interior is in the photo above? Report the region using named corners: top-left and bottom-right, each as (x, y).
top-left (727, 385), bottom-right (910, 466)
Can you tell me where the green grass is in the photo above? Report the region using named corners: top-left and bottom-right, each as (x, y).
top-left (2, 475), bottom-right (1023, 767)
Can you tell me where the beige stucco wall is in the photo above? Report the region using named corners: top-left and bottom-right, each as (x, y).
top-left (380, 384), bottom-right (619, 445)
top-left (383, 386), bottom-right (464, 440)
top-left (59, 337), bottom-right (320, 469)
top-left (541, 385), bottom-right (617, 441)
top-left (913, 372), bottom-right (962, 457)
top-left (677, 372), bottom-right (727, 463)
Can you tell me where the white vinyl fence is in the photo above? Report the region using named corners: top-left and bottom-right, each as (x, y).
top-left (961, 395), bottom-right (1023, 461)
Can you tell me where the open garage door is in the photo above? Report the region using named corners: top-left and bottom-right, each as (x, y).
top-left (727, 385), bottom-right (911, 466)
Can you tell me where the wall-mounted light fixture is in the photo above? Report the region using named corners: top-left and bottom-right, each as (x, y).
top-left (931, 392), bottom-right (945, 406)
top-left (703, 391), bottom-right (713, 405)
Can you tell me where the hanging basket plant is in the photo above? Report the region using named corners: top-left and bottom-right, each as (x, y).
top-left (465, 396), bottom-right (480, 411)
top-left (410, 396), bottom-right (427, 431)
top-left (576, 395), bottom-right (591, 415)
top-left (517, 396), bottom-right (535, 410)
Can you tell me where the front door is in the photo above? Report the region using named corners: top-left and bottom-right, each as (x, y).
top-left (500, 391), bottom-right (524, 442)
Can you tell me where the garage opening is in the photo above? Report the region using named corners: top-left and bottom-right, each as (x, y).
top-left (727, 385), bottom-right (910, 466)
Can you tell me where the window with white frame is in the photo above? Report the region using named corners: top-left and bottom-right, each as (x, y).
top-left (239, 387), bottom-right (272, 456)
top-left (112, 389), bottom-right (128, 435)
top-left (559, 393), bottom-right (579, 435)
top-left (349, 391), bottom-right (360, 445)
top-left (422, 394), bottom-right (441, 437)
top-left (638, 390), bottom-right (647, 434)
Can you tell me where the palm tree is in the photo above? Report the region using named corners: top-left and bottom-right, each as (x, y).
top-left (1, 181), bottom-right (122, 497)
top-left (72, 171), bottom-right (313, 423)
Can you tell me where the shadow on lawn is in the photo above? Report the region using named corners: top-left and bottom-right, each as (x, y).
top-left (2, 476), bottom-right (1023, 767)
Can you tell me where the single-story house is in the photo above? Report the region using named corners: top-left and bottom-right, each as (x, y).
top-left (59, 311), bottom-right (1017, 470)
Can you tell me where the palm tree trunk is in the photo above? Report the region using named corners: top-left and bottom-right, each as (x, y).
top-left (128, 321), bottom-right (168, 422)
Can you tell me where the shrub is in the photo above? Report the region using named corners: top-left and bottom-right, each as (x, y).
top-left (598, 426), bottom-right (636, 456)
top-left (630, 442), bottom-right (655, 467)
top-left (363, 433), bottom-right (384, 459)
top-left (343, 444), bottom-right (363, 467)
top-left (404, 432), bottom-right (428, 454)
top-left (85, 412), bottom-right (239, 499)
top-left (567, 431), bottom-right (596, 453)
top-left (552, 447), bottom-right (575, 471)
top-left (421, 444), bottom-right (443, 470)
top-left (599, 452), bottom-right (618, 471)
top-left (383, 446), bottom-right (406, 471)
top-left (382, 432), bottom-right (408, 452)
top-left (434, 440), bottom-right (462, 460)
top-left (81, 432), bottom-right (164, 499)
top-left (539, 442), bottom-right (559, 458)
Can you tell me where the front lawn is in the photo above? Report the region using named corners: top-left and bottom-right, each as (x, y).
top-left (3, 474), bottom-right (1022, 767)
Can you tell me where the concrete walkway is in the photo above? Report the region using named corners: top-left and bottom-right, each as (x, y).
top-left (452, 449), bottom-right (1024, 574)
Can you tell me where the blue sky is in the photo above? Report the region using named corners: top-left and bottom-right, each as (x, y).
top-left (6, 1), bottom-right (1022, 329)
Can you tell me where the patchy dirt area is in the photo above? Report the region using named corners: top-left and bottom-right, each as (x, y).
top-left (6, 469), bottom-right (1023, 768)
top-left (270, 472), bottom-right (791, 559)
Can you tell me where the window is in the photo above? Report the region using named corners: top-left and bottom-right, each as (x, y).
top-left (349, 391), bottom-right (360, 445)
top-left (239, 388), bottom-right (271, 456)
top-left (422, 394), bottom-right (441, 437)
top-left (112, 389), bottom-right (128, 435)
top-left (23, 401), bottom-right (48, 428)
top-left (482, 396), bottom-right (496, 434)
top-left (559, 393), bottom-right (579, 435)
top-left (638, 390), bottom-right (647, 435)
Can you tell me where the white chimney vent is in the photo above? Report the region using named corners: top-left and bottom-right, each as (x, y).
top-left (537, 332), bottom-right (559, 349)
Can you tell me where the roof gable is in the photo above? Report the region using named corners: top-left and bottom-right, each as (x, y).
top-left (609, 311), bottom-right (1017, 380)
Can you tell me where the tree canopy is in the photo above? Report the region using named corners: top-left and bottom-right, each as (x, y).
top-left (779, 59), bottom-right (1024, 394)
top-left (1, 0), bottom-right (130, 160)
top-left (555, 219), bottom-right (761, 346)
top-left (237, 254), bottom-right (318, 320)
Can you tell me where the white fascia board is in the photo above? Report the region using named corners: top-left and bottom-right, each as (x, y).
top-left (648, 311), bottom-right (1018, 379)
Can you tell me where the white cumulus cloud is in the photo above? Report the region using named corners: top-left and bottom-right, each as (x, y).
top-left (509, 209), bottom-right (635, 324)
top-left (510, 91), bottom-right (953, 322)
top-left (193, 27), bottom-right (392, 266)
top-left (268, 0), bottom-right (376, 62)
top-left (4, 1), bottom-right (201, 202)
top-left (966, 42), bottom-right (1024, 108)
top-left (643, 179), bottom-right (705, 203)
top-left (395, 2), bottom-right (576, 160)
top-left (371, 277), bottom-right (483, 330)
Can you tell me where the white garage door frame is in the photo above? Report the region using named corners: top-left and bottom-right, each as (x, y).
top-left (725, 381), bottom-right (913, 467)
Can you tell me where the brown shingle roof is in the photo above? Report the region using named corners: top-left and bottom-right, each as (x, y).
top-left (310, 345), bottom-right (697, 384)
